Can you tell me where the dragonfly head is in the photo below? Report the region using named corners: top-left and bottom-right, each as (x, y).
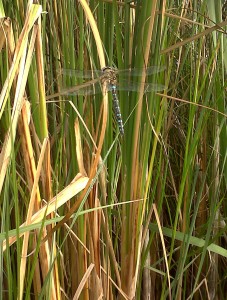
top-left (101, 66), bottom-right (117, 86)
top-left (101, 66), bottom-right (114, 72)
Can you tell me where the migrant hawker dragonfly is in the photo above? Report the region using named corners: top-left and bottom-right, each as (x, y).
top-left (48, 66), bottom-right (166, 135)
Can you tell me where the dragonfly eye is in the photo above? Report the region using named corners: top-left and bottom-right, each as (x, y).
top-left (102, 66), bottom-right (113, 72)
top-left (102, 66), bottom-right (117, 77)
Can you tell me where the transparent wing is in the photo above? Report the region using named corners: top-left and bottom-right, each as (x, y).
top-left (117, 65), bottom-right (166, 76)
top-left (116, 82), bottom-right (166, 92)
top-left (60, 82), bottom-right (102, 96)
top-left (58, 69), bottom-right (103, 78)
top-left (59, 65), bottom-right (165, 79)
top-left (58, 82), bottom-right (165, 97)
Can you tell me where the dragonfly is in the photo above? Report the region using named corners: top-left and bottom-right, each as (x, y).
top-left (47, 66), bottom-right (166, 135)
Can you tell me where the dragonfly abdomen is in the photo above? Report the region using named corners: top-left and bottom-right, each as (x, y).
top-left (110, 85), bottom-right (124, 135)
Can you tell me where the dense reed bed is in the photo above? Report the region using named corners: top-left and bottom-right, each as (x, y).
top-left (0, 0), bottom-right (226, 299)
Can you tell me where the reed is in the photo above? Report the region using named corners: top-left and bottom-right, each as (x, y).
top-left (0, 0), bottom-right (226, 299)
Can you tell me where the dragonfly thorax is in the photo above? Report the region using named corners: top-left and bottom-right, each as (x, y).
top-left (101, 66), bottom-right (117, 86)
